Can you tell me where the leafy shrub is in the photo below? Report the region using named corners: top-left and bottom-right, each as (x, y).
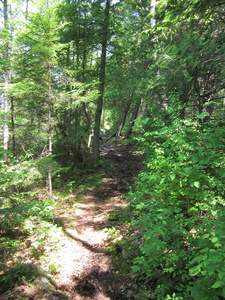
top-left (0, 159), bottom-right (57, 291)
top-left (0, 160), bottom-right (42, 197)
top-left (0, 197), bottom-right (60, 292)
top-left (188, 207), bottom-right (225, 299)
top-left (128, 118), bottom-right (225, 299)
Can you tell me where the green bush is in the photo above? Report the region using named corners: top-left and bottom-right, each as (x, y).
top-left (188, 207), bottom-right (225, 299)
top-left (128, 118), bottom-right (225, 299)
top-left (0, 159), bottom-right (57, 291)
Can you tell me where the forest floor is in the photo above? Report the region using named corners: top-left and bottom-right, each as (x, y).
top-left (0, 141), bottom-right (143, 300)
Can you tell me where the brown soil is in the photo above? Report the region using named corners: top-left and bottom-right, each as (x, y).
top-left (1, 141), bottom-right (143, 300)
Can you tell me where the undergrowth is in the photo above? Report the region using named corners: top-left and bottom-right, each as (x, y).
top-left (0, 157), bottom-right (65, 293)
top-left (0, 153), bottom-right (108, 294)
top-left (121, 117), bottom-right (225, 299)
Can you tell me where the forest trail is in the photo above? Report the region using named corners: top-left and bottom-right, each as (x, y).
top-left (51, 142), bottom-right (143, 299)
top-left (0, 142), bottom-right (143, 300)
top-left (52, 142), bottom-right (143, 299)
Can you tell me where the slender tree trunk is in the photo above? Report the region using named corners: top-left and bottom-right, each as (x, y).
top-left (106, 95), bottom-right (134, 141)
top-left (2, 0), bottom-right (10, 161)
top-left (25, 0), bottom-right (29, 19)
top-left (116, 109), bottom-right (129, 137)
top-left (116, 94), bottom-right (134, 137)
top-left (3, 90), bottom-right (9, 160)
top-left (150, 0), bottom-right (156, 27)
top-left (93, 0), bottom-right (110, 165)
top-left (48, 109), bottom-right (53, 198)
top-left (124, 99), bottom-right (142, 139)
top-left (47, 65), bottom-right (53, 198)
top-left (10, 96), bottom-right (16, 156)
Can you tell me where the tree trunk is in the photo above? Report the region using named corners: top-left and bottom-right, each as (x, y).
top-left (105, 95), bottom-right (134, 140)
top-left (3, 72), bottom-right (9, 153)
top-left (3, 0), bottom-right (10, 161)
top-left (115, 94), bottom-right (134, 137)
top-left (93, 0), bottom-right (110, 165)
top-left (124, 99), bottom-right (142, 139)
top-left (47, 65), bottom-right (53, 198)
top-left (10, 96), bottom-right (16, 156)
top-left (48, 109), bottom-right (53, 199)
top-left (150, 0), bottom-right (156, 27)
top-left (25, 0), bottom-right (29, 19)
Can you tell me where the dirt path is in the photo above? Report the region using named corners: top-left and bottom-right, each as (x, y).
top-left (0, 142), bottom-right (143, 300)
top-left (53, 142), bottom-right (143, 299)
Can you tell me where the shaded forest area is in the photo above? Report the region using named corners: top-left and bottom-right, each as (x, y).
top-left (1, 0), bottom-right (225, 299)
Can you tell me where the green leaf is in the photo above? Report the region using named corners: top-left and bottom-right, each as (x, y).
top-left (211, 236), bottom-right (219, 244)
top-left (222, 287), bottom-right (225, 297)
top-left (194, 181), bottom-right (200, 188)
top-left (189, 264), bottom-right (202, 276)
top-left (142, 118), bottom-right (150, 124)
top-left (170, 174), bottom-right (176, 181)
top-left (184, 166), bottom-right (192, 174)
top-left (196, 112), bottom-right (210, 119)
top-left (140, 174), bottom-right (150, 181)
top-left (218, 270), bottom-right (225, 280)
top-left (207, 264), bottom-right (216, 276)
top-left (211, 281), bottom-right (225, 289)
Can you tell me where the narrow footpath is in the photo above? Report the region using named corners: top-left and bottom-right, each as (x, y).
top-left (0, 141), bottom-right (143, 300)
top-left (53, 142), bottom-right (143, 299)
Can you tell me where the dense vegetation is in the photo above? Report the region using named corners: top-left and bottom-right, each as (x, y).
top-left (1, 0), bottom-right (225, 299)
top-left (126, 118), bottom-right (225, 299)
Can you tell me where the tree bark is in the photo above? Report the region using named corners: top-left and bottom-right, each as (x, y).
top-left (115, 94), bottom-right (134, 137)
top-left (106, 94), bottom-right (134, 140)
top-left (47, 64), bottom-right (53, 198)
top-left (93, 0), bottom-right (110, 165)
top-left (25, 0), bottom-right (29, 19)
top-left (10, 96), bottom-right (16, 156)
top-left (2, 0), bottom-right (10, 161)
top-left (48, 108), bottom-right (53, 199)
top-left (124, 99), bottom-right (142, 139)
top-left (150, 0), bottom-right (156, 27)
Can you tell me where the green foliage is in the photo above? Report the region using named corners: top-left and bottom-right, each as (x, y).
top-left (36, 155), bottom-right (62, 178)
top-left (0, 160), bottom-right (41, 196)
top-left (127, 118), bottom-right (225, 299)
top-left (188, 208), bottom-right (225, 299)
top-left (0, 194), bottom-right (61, 291)
top-left (0, 157), bottom-right (63, 293)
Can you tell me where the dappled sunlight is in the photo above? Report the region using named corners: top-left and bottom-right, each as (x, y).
top-left (49, 142), bottom-right (143, 299)
top-left (0, 142), bottom-right (143, 299)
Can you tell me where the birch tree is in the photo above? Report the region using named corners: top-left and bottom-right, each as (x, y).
top-left (1, 0), bottom-right (10, 160)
